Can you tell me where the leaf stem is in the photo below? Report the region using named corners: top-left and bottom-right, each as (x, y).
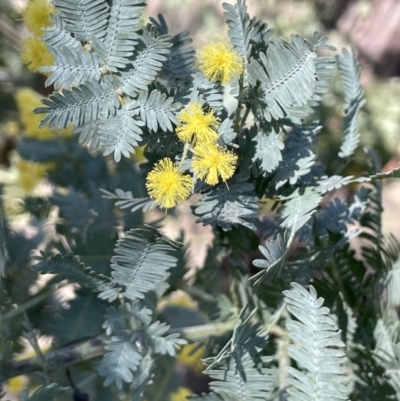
top-left (233, 72), bottom-right (245, 134)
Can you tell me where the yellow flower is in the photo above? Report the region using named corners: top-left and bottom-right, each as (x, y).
top-left (21, 36), bottom-right (54, 73)
top-left (170, 386), bottom-right (192, 401)
top-left (15, 88), bottom-right (73, 139)
top-left (178, 343), bottom-right (205, 374)
top-left (6, 375), bottom-right (29, 394)
top-left (199, 42), bottom-right (244, 84)
top-left (146, 158), bottom-right (192, 209)
top-left (22, 0), bottom-right (55, 36)
top-left (192, 143), bottom-right (237, 185)
top-left (17, 159), bottom-right (56, 191)
top-left (176, 102), bottom-right (219, 145)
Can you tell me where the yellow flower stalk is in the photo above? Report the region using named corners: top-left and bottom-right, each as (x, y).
top-left (146, 158), bottom-right (192, 209)
top-left (21, 36), bottom-right (54, 73)
top-left (199, 42), bottom-right (244, 84)
top-left (176, 102), bottom-right (220, 145)
top-left (17, 159), bottom-right (56, 192)
top-left (192, 143), bottom-right (237, 185)
top-left (22, 0), bottom-right (55, 36)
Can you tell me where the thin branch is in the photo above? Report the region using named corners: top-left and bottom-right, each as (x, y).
top-left (0, 320), bottom-right (236, 381)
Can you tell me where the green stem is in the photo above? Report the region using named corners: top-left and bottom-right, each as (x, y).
top-left (233, 72), bottom-right (245, 134)
top-left (177, 143), bottom-right (190, 170)
top-left (0, 320), bottom-right (236, 381)
top-left (177, 283), bottom-right (215, 303)
top-left (2, 289), bottom-right (54, 322)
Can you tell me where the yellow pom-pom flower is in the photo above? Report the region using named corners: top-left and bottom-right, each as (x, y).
top-left (15, 87), bottom-right (54, 139)
top-left (192, 143), bottom-right (238, 185)
top-left (21, 36), bottom-right (54, 73)
top-left (17, 159), bottom-right (56, 192)
top-left (170, 386), bottom-right (192, 401)
top-left (176, 102), bottom-right (220, 145)
top-left (146, 158), bottom-right (192, 209)
top-left (15, 88), bottom-right (73, 139)
top-left (22, 0), bottom-right (55, 36)
top-left (199, 42), bottom-right (244, 84)
top-left (177, 343), bottom-right (205, 374)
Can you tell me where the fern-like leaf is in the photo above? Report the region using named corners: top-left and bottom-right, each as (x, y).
top-left (223, 0), bottom-right (253, 61)
top-left (35, 78), bottom-right (120, 129)
top-left (147, 321), bottom-right (186, 356)
top-left (160, 31), bottom-right (196, 84)
top-left (192, 180), bottom-right (259, 230)
top-left (248, 35), bottom-right (316, 121)
top-left (100, 105), bottom-right (145, 162)
top-left (41, 14), bottom-right (81, 50)
top-left (118, 31), bottom-right (172, 97)
top-left (99, 226), bottom-right (181, 302)
top-left (98, 337), bottom-right (143, 389)
top-left (53, 0), bottom-right (108, 42)
top-left (40, 46), bottom-right (101, 90)
top-left (186, 73), bottom-right (224, 113)
top-left (337, 49), bottom-right (365, 158)
top-left (32, 251), bottom-right (112, 292)
top-left (204, 310), bottom-right (275, 401)
top-left (92, 0), bottom-right (145, 72)
top-left (132, 89), bottom-right (181, 133)
top-left (101, 189), bottom-right (154, 213)
top-left (283, 283), bottom-right (349, 401)
top-left (252, 126), bottom-right (284, 175)
top-left (280, 188), bottom-right (322, 234)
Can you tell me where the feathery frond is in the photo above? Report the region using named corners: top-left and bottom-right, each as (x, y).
top-left (284, 283), bottom-right (349, 401)
top-left (223, 0), bottom-right (253, 61)
top-left (53, 0), bottom-right (109, 42)
top-left (100, 105), bottom-right (145, 162)
top-left (193, 180), bottom-right (259, 230)
top-left (337, 49), bottom-right (365, 158)
top-left (99, 226), bottom-right (181, 302)
top-left (118, 31), bottom-right (172, 97)
top-left (41, 46), bottom-right (101, 90)
top-left (248, 35), bottom-right (316, 121)
top-left (132, 89), bottom-right (181, 133)
top-left (35, 78), bottom-right (120, 129)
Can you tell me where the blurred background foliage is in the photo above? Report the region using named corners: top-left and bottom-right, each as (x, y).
top-left (1, 0), bottom-right (400, 399)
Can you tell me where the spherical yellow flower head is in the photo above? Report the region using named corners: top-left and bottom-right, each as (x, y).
top-left (177, 343), bottom-right (205, 374)
top-left (15, 88), bottom-right (73, 139)
top-left (22, 0), bottom-right (55, 36)
top-left (192, 143), bottom-right (238, 186)
top-left (146, 158), bottom-right (192, 209)
top-left (176, 102), bottom-right (220, 145)
top-left (199, 42), bottom-right (244, 84)
top-left (17, 159), bottom-right (56, 192)
top-left (15, 88), bottom-right (53, 139)
top-left (21, 36), bottom-right (54, 73)
top-left (170, 387), bottom-right (192, 401)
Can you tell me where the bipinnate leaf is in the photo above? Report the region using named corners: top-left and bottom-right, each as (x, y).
top-left (284, 283), bottom-right (349, 401)
top-left (280, 188), bottom-right (322, 234)
top-left (193, 180), bottom-right (259, 230)
top-left (223, 0), bottom-right (253, 61)
top-left (53, 0), bottom-right (108, 41)
top-left (252, 127), bottom-right (283, 174)
top-left (248, 35), bottom-right (316, 121)
top-left (337, 49), bottom-right (365, 159)
top-left (99, 226), bottom-right (181, 302)
top-left (32, 251), bottom-right (111, 292)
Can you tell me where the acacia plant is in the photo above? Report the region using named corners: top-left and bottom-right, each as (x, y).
top-left (2, 0), bottom-right (400, 400)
